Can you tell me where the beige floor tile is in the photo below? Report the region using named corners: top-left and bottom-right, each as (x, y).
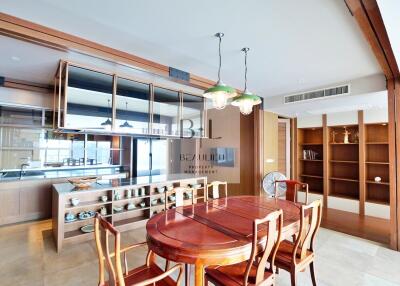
top-left (1, 219), bottom-right (400, 286)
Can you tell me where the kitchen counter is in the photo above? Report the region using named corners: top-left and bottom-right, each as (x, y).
top-left (52, 173), bottom-right (208, 251)
top-left (0, 165), bottom-right (123, 182)
top-left (53, 173), bottom-right (205, 195)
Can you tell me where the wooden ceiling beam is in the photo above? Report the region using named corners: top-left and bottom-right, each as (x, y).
top-left (345, 0), bottom-right (399, 79)
top-left (0, 12), bottom-right (215, 90)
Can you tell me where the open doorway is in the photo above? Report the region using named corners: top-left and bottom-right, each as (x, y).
top-left (278, 118), bottom-right (291, 178)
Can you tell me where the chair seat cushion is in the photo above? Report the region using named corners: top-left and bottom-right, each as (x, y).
top-left (275, 240), bottom-right (314, 269)
top-left (105, 263), bottom-right (176, 286)
top-left (205, 261), bottom-right (274, 286)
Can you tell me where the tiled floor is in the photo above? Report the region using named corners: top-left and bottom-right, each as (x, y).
top-left (1, 220), bottom-right (400, 286)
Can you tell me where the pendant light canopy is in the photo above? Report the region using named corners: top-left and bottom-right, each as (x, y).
top-left (101, 99), bottom-right (112, 127)
top-left (119, 102), bottom-right (133, 128)
top-left (232, 47), bottom-right (262, 115)
top-left (203, 32), bottom-right (236, 109)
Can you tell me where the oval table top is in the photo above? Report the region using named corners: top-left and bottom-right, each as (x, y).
top-left (146, 196), bottom-right (302, 279)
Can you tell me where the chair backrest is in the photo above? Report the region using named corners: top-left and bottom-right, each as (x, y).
top-left (244, 209), bottom-right (283, 286)
top-left (292, 199), bottom-right (322, 262)
top-left (166, 186), bottom-right (194, 208)
top-left (95, 213), bottom-right (125, 286)
top-left (207, 181), bottom-right (228, 200)
top-left (274, 180), bottom-right (308, 204)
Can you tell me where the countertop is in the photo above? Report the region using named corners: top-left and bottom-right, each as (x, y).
top-left (0, 165), bottom-right (122, 183)
top-left (53, 173), bottom-right (206, 195)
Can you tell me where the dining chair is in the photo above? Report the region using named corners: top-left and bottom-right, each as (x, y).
top-left (94, 214), bottom-right (183, 286)
top-left (206, 181), bottom-right (228, 200)
top-left (204, 209), bottom-right (283, 286)
top-left (164, 186), bottom-right (194, 286)
top-left (274, 180), bottom-right (309, 204)
top-left (273, 199), bottom-right (322, 286)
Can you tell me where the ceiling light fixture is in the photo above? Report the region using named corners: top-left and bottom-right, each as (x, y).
top-left (119, 101), bottom-right (133, 128)
top-left (232, 47), bottom-right (262, 115)
top-left (203, 32), bottom-right (236, 109)
top-left (101, 99), bottom-right (112, 127)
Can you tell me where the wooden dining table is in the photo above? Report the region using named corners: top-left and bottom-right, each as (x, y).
top-left (146, 195), bottom-right (303, 286)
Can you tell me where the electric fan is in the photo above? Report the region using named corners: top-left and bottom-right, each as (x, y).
top-left (262, 171), bottom-right (287, 198)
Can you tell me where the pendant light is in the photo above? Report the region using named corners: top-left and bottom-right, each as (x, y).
top-left (101, 99), bottom-right (112, 127)
top-left (119, 101), bottom-right (133, 128)
top-left (203, 32), bottom-right (236, 109)
top-left (232, 47), bottom-right (262, 115)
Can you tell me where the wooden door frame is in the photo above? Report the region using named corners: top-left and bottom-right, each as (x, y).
top-left (345, 0), bottom-right (400, 250)
top-left (278, 118), bottom-right (291, 178)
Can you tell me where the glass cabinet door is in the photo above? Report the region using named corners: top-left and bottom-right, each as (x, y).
top-left (65, 65), bottom-right (114, 130)
top-left (152, 87), bottom-right (180, 136)
top-left (115, 77), bottom-right (150, 134)
top-left (0, 106), bottom-right (43, 127)
top-left (182, 93), bottom-right (205, 138)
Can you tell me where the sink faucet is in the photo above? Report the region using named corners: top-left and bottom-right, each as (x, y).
top-left (19, 163), bottom-right (29, 180)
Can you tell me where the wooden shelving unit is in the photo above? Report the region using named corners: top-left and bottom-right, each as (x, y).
top-left (295, 113), bottom-right (391, 246)
top-left (52, 176), bottom-right (207, 252)
top-left (297, 128), bottom-right (323, 194)
top-left (365, 123), bottom-right (389, 205)
top-left (328, 125), bottom-right (360, 200)
top-left (296, 117), bottom-right (390, 206)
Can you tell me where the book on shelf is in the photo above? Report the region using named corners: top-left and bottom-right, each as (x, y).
top-left (303, 149), bottom-right (319, 160)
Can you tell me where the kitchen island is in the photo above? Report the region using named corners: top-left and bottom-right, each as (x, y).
top-left (0, 166), bottom-right (125, 226)
top-left (52, 174), bottom-right (207, 252)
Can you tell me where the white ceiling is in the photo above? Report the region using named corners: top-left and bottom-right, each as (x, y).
top-left (0, 0), bottom-right (382, 99)
top-left (377, 0), bottom-right (400, 69)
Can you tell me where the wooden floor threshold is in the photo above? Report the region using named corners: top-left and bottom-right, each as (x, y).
top-left (321, 208), bottom-right (390, 245)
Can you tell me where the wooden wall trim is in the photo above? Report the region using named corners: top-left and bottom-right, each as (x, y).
top-left (0, 12), bottom-right (214, 90)
top-left (345, 0), bottom-right (399, 79)
top-left (290, 118), bottom-right (297, 180)
top-left (358, 110), bottom-right (366, 216)
top-left (292, 118), bottom-right (298, 181)
top-left (388, 79), bottom-right (398, 249)
top-left (253, 106), bottom-right (263, 196)
top-left (345, 0), bottom-right (400, 250)
top-left (322, 114), bottom-right (329, 208)
top-left (3, 78), bottom-right (51, 93)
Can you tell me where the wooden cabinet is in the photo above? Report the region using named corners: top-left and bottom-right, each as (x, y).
top-left (0, 181), bottom-right (52, 225)
top-left (52, 175), bottom-right (207, 252)
top-left (20, 181), bottom-right (52, 219)
top-left (0, 187), bottom-right (20, 225)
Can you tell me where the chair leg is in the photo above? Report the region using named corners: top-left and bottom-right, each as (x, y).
top-left (165, 260), bottom-right (170, 271)
top-left (185, 264), bottom-right (190, 286)
top-left (290, 270), bottom-right (297, 286)
top-left (310, 262), bottom-right (317, 286)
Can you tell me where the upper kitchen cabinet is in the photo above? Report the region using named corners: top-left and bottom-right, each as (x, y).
top-left (61, 64), bottom-right (114, 130)
top-left (55, 61), bottom-right (208, 138)
top-left (115, 77), bottom-right (150, 134)
top-left (152, 87), bottom-right (180, 136)
top-left (181, 93), bottom-right (205, 138)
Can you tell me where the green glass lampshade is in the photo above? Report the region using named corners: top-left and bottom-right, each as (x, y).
top-left (203, 81), bottom-right (237, 110)
top-left (231, 90), bottom-right (262, 115)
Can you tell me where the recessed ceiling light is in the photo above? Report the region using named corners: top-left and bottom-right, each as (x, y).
top-left (11, 56), bottom-right (20, 61)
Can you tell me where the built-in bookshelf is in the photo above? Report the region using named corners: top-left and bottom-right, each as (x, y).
top-left (296, 115), bottom-right (390, 208)
top-left (297, 128), bottom-right (323, 194)
top-left (365, 123), bottom-right (389, 205)
top-left (328, 125), bottom-right (360, 200)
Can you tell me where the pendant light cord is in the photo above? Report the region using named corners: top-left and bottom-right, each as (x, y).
top-left (244, 49), bottom-right (248, 91)
top-left (241, 47), bottom-right (250, 91)
top-left (218, 34), bottom-right (222, 82)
